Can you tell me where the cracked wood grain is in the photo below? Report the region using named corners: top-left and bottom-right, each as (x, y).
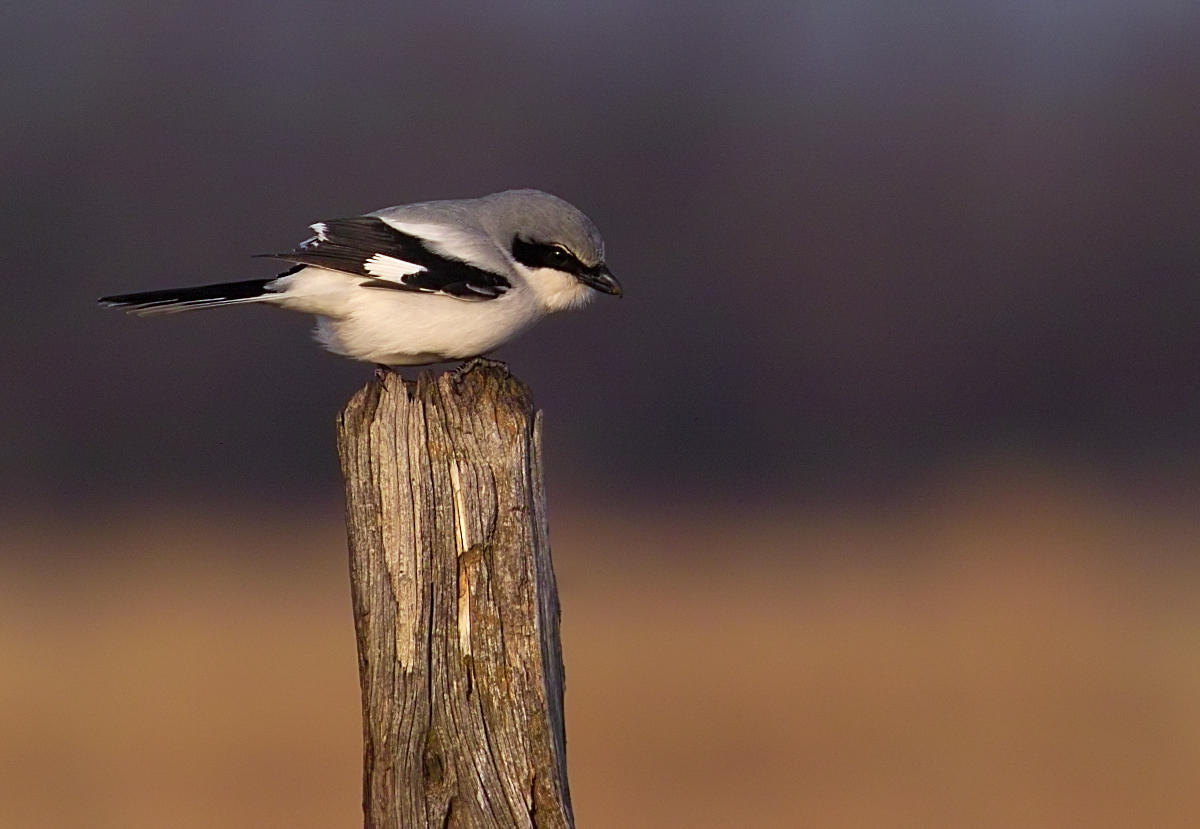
top-left (337, 359), bottom-right (573, 829)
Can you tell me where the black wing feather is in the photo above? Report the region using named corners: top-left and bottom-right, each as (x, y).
top-left (260, 216), bottom-right (510, 301)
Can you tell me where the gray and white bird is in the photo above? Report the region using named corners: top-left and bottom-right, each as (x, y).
top-left (100, 189), bottom-right (621, 365)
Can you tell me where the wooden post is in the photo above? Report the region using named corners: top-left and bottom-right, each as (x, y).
top-left (336, 359), bottom-right (573, 829)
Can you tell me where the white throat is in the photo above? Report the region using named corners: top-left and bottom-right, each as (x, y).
top-left (519, 266), bottom-right (596, 313)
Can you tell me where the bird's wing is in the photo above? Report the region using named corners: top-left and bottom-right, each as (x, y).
top-left (258, 217), bottom-right (511, 300)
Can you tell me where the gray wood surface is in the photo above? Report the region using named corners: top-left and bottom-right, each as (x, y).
top-left (337, 359), bottom-right (573, 829)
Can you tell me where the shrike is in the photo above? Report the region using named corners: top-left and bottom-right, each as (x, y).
top-left (100, 189), bottom-right (621, 365)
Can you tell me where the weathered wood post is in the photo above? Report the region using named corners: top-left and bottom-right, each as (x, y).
top-left (336, 359), bottom-right (573, 829)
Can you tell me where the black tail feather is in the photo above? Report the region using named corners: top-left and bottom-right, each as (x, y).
top-left (99, 279), bottom-right (274, 314)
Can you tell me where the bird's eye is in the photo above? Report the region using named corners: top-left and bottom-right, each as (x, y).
top-left (511, 236), bottom-right (581, 272)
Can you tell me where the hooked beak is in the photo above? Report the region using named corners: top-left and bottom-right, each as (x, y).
top-left (579, 265), bottom-right (623, 297)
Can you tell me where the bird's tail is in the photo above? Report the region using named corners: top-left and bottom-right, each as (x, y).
top-left (99, 279), bottom-right (277, 315)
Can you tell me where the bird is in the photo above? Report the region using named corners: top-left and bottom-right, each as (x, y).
top-left (99, 189), bottom-right (621, 365)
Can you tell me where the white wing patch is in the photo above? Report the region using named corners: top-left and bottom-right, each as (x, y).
top-left (298, 222), bottom-right (330, 248)
top-left (363, 253), bottom-right (427, 282)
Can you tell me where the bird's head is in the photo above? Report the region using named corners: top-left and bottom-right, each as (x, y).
top-left (482, 189), bottom-right (621, 312)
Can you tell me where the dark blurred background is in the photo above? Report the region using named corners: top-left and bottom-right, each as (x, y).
top-left (3, 2), bottom-right (1200, 827)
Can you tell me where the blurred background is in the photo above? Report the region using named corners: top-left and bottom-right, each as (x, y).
top-left (3, 1), bottom-right (1200, 826)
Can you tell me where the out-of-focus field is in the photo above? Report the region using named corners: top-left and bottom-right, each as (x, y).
top-left (2, 468), bottom-right (1199, 828)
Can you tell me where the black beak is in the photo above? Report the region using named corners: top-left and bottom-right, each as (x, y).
top-left (579, 265), bottom-right (622, 297)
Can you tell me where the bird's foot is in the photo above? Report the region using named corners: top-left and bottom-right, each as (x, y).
top-left (453, 356), bottom-right (506, 379)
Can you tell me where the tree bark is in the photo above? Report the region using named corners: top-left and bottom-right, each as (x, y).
top-left (337, 359), bottom-right (573, 829)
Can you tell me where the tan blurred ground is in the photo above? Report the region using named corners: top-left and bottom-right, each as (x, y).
top-left (2, 466), bottom-right (1199, 828)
